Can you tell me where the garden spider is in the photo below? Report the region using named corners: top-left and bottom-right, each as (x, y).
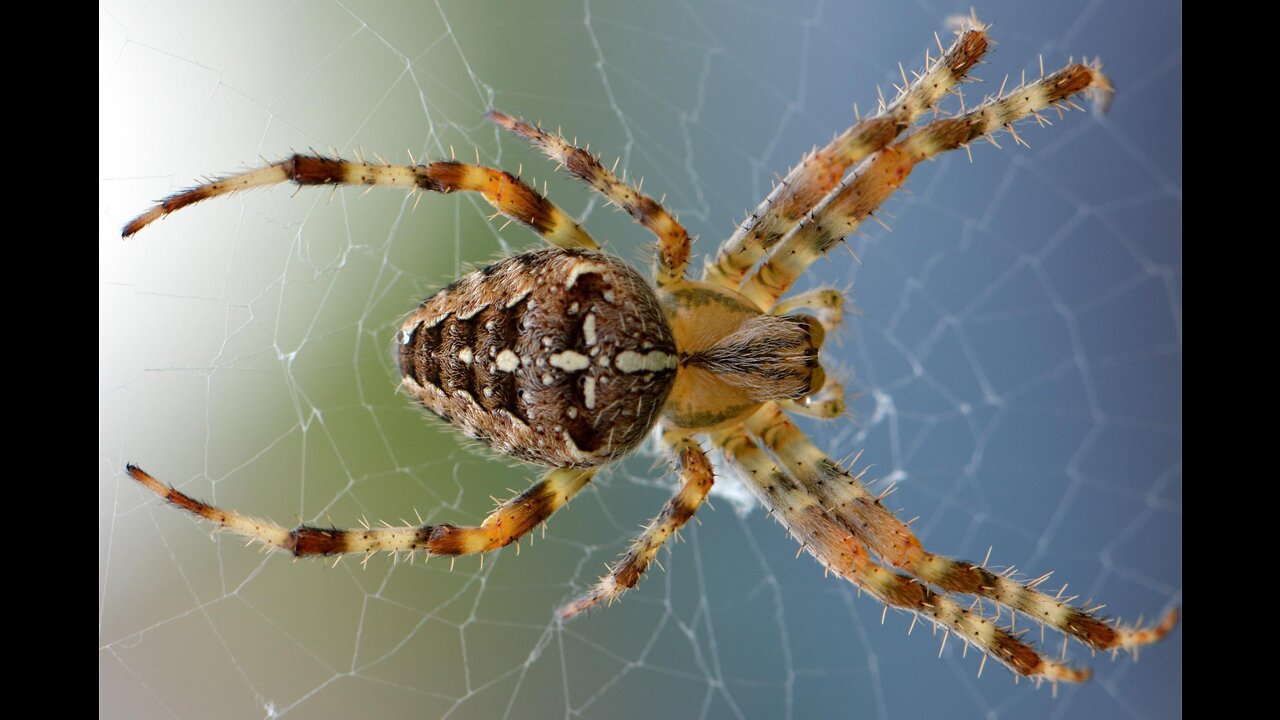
top-left (123, 19), bottom-right (1177, 685)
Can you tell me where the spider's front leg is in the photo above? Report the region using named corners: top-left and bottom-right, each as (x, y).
top-left (126, 464), bottom-right (596, 559)
top-left (743, 404), bottom-right (1179, 656)
top-left (703, 22), bottom-right (990, 288)
top-left (713, 423), bottom-right (1091, 683)
top-left (559, 430), bottom-right (714, 618)
top-left (741, 61), bottom-right (1114, 308)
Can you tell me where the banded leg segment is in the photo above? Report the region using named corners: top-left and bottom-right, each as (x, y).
top-left (488, 111), bottom-right (691, 286)
top-left (559, 432), bottom-right (714, 618)
top-left (126, 464), bottom-right (595, 557)
top-left (122, 155), bottom-right (597, 249)
top-left (714, 424), bottom-right (1089, 682)
top-left (741, 62), bottom-right (1113, 307)
top-left (703, 24), bottom-right (989, 288)
top-left (743, 404), bottom-right (1178, 654)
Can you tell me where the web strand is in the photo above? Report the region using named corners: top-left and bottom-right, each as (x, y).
top-left (100, 2), bottom-right (1182, 718)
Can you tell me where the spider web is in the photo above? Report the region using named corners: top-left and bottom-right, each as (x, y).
top-left (99, 1), bottom-right (1182, 717)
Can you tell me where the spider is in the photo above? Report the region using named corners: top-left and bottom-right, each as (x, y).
top-left (122, 19), bottom-right (1176, 685)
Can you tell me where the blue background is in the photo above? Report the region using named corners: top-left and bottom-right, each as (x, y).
top-left (101, 1), bottom-right (1181, 717)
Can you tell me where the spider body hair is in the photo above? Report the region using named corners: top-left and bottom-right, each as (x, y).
top-left (397, 246), bottom-right (824, 466)
top-left (121, 18), bottom-right (1177, 684)
top-left (397, 247), bottom-right (675, 467)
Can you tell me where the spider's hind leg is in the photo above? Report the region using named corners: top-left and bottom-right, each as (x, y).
top-left (126, 464), bottom-right (596, 559)
top-left (122, 155), bottom-right (598, 250)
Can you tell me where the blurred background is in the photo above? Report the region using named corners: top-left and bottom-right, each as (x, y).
top-left (100, 1), bottom-right (1181, 717)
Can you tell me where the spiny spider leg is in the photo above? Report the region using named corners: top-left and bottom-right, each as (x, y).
top-left (714, 423), bottom-right (1090, 683)
top-left (741, 61), bottom-right (1113, 307)
top-left (126, 465), bottom-right (595, 558)
top-left (703, 23), bottom-right (989, 288)
top-left (488, 110), bottom-right (692, 286)
top-left (559, 431), bottom-right (714, 618)
top-left (121, 155), bottom-right (597, 249)
top-left (743, 403), bottom-right (1179, 655)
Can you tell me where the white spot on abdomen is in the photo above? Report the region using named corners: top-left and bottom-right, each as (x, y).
top-left (565, 262), bottom-right (606, 289)
top-left (496, 349), bottom-right (520, 372)
top-left (506, 290), bottom-right (531, 308)
top-left (549, 351), bottom-right (590, 372)
top-left (614, 350), bottom-right (679, 373)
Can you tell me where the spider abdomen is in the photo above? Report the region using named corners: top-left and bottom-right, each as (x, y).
top-left (397, 248), bottom-right (676, 467)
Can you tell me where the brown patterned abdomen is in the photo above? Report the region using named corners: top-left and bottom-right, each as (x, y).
top-left (397, 249), bottom-right (676, 467)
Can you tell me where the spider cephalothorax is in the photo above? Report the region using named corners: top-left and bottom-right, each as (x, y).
top-left (396, 247), bottom-right (823, 467)
top-left (122, 18), bottom-right (1176, 686)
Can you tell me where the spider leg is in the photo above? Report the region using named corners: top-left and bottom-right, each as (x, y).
top-left (781, 378), bottom-right (847, 420)
top-left (488, 111), bottom-right (691, 286)
top-left (559, 431), bottom-right (714, 618)
top-left (743, 403), bottom-right (1178, 655)
top-left (713, 423), bottom-right (1090, 683)
top-left (771, 287), bottom-right (847, 330)
top-left (703, 23), bottom-right (989, 288)
top-left (121, 155), bottom-right (597, 249)
top-left (741, 61), bottom-right (1114, 308)
top-left (125, 464), bottom-right (595, 558)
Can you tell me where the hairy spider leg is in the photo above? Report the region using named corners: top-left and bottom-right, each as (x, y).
top-left (703, 23), bottom-right (989, 288)
top-left (741, 62), bottom-right (1113, 308)
top-left (487, 111), bottom-right (691, 287)
top-left (126, 464), bottom-right (595, 558)
top-left (122, 155), bottom-right (598, 250)
top-left (116, 18), bottom-right (1176, 686)
top-left (559, 431), bottom-right (715, 617)
top-left (714, 424), bottom-right (1092, 683)
top-left (743, 403), bottom-right (1179, 655)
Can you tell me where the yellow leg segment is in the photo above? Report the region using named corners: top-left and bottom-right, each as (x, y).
top-left (559, 432), bottom-right (714, 617)
top-left (489, 111), bottom-right (691, 286)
